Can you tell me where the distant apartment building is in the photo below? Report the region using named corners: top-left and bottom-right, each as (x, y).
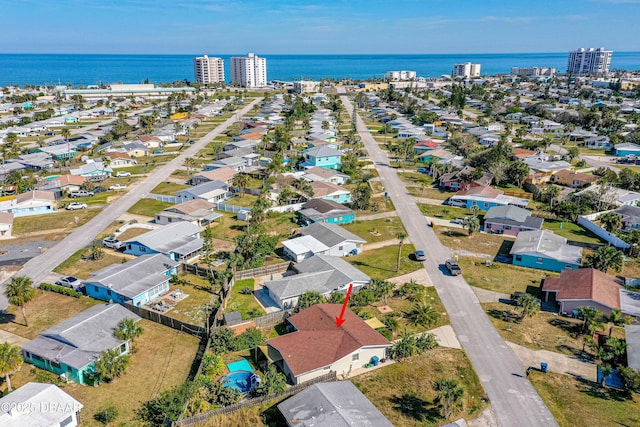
top-left (230, 53), bottom-right (267, 88)
top-left (293, 80), bottom-right (320, 94)
top-left (511, 67), bottom-right (556, 77)
top-left (385, 70), bottom-right (417, 81)
top-left (452, 62), bottom-right (481, 78)
top-left (567, 48), bottom-right (612, 76)
top-left (193, 55), bottom-right (225, 85)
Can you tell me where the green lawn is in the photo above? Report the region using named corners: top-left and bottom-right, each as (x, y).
top-left (225, 278), bottom-right (266, 320)
top-left (112, 163), bottom-right (160, 175)
top-left (346, 244), bottom-right (423, 280)
top-left (127, 199), bottom-right (174, 217)
top-left (459, 257), bottom-right (552, 296)
top-left (342, 218), bottom-right (407, 243)
top-left (13, 209), bottom-right (100, 234)
top-left (151, 181), bottom-right (189, 195)
top-left (435, 227), bottom-right (513, 256)
top-left (419, 204), bottom-right (483, 221)
top-left (353, 349), bottom-right (487, 427)
top-left (54, 250), bottom-right (132, 279)
top-left (542, 220), bottom-right (605, 245)
top-left (530, 371), bottom-right (640, 427)
top-left (167, 274), bottom-right (219, 327)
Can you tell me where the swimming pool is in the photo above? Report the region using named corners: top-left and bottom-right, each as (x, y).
top-left (222, 370), bottom-right (260, 393)
top-left (227, 359), bottom-right (253, 373)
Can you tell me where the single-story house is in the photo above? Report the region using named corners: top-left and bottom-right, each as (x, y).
top-left (611, 205), bottom-right (640, 230)
top-left (298, 199), bottom-right (356, 225)
top-left (124, 222), bottom-right (203, 262)
top-left (190, 167), bottom-right (237, 186)
top-left (448, 185), bottom-right (529, 211)
top-left (107, 151), bottom-right (138, 167)
top-left (282, 222), bottom-right (366, 262)
top-left (625, 325), bottom-right (640, 371)
top-left (301, 145), bottom-right (343, 170)
top-left (0, 212), bottom-right (13, 239)
top-left (36, 144), bottom-right (77, 160)
top-left (309, 181), bottom-right (352, 204)
top-left (301, 166), bottom-right (349, 185)
top-left (266, 304), bottom-right (391, 384)
top-left (484, 205), bottom-right (543, 236)
top-left (439, 166), bottom-right (493, 191)
top-left (615, 142), bottom-right (640, 157)
top-left (176, 180), bottom-right (231, 204)
top-left (510, 230), bottom-right (583, 272)
top-left (85, 254), bottom-right (179, 305)
top-left (155, 199), bottom-right (221, 227)
top-left (137, 135), bottom-right (163, 148)
top-left (277, 381), bottom-right (393, 427)
top-left (70, 161), bottom-right (113, 181)
top-left (204, 156), bottom-right (246, 172)
top-left (575, 185), bottom-right (640, 207)
top-left (22, 304), bottom-right (141, 384)
top-left (542, 268), bottom-right (635, 317)
top-left (0, 382), bottom-right (83, 427)
top-left (0, 190), bottom-right (55, 217)
top-left (585, 135), bottom-right (612, 150)
top-left (7, 152), bottom-right (54, 170)
top-left (550, 170), bottom-right (598, 188)
top-left (264, 254), bottom-right (370, 310)
top-left (512, 148), bottom-right (537, 160)
top-left (36, 174), bottom-right (85, 193)
top-left (121, 142), bottom-right (149, 158)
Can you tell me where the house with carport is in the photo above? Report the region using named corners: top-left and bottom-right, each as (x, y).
top-left (265, 304), bottom-right (390, 384)
top-left (21, 304), bottom-right (141, 384)
top-left (84, 254), bottom-right (179, 306)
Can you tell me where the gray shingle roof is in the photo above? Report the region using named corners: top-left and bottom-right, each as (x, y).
top-left (485, 205), bottom-right (531, 223)
top-left (277, 381), bottom-right (393, 427)
top-left (305, 145), bottom-right (342, 158)
top-left (87, 254), bottom-right (179, 298)
top-left (295, 254), bottom-right (370, 282)
top-left (126, 222), bottom-right (202, 253)
top-left (177, 181), bottom-right (228, 198)
top-left (300, 222), bottom-right (365, 248)
top-left (0, 383), bottom-right (83, 427)
top-left (510, 230), bottom-right (582, 264)
top-left (22, 304), bottom-right (140, 369)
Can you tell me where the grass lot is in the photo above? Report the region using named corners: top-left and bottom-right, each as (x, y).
top-left (54, 250), bottom-right (132, 279)
top-left (225, 278), bottom-right (266, 320)
top-left (168, 274), bottom-right (218, 327)
top-left (0, 291), bottom-right (102, 339)
top-left (7, 320), bottom-right (201, 427)
top-left (357, 196), bottom-right (396, 216)
top-left (113, 163), bottom-right (160, 175)
top-left (530, 371), bottom-right (640, 427)
top-left (435, 227), bottom-right (514, 257)
top-left (458, 257), bottom-right (552, 295)
top-left (151, 181), bottom-right (189, 195)
top-left (208, 214), bottom-right (245, 241)
top-left (61, 192), bottom-right (113, 206)
top-left (621, 260), bottom-right (640, 277)
top-left (227, 194), bottom-right (259, 208)
top-left (353, 349), bottom-right (487, 426)
top-left (542, 220), bottom-right (605, 245)
top-left (419, 204), bottom-right (483, 221)
top-left (343, 218), bottom-right (407, 243)
top-left (116, 227), bottom-right (152, 241)
top-left (13, 209), bottom-right (100, 235)
top-left (346, 244), bottom-right (423, 280)
top-left (128, 199), bottom-right (174, 217)
top-left (408, 185), bottom-right (452, 201)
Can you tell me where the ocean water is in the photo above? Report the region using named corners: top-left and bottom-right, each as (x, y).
top-left (1, 52), bottom-right (640, 87)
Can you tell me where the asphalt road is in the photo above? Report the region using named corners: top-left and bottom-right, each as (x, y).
top-left (339, 88), bottom-right (558, 427)
top-left (0, 99), bottom-right (261, 309)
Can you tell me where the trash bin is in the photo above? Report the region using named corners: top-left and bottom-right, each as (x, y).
top-left (540, 362), bottom-right (548, 373)
top-left (371, 355), bottom-right (379, 367)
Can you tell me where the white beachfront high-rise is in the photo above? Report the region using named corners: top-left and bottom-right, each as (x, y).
top-left (193, 55), bottom-right (225, 84)
top-left (230, 53), bottom-right (267, 88)
top-left (567, 48), bottom-right (612, 76)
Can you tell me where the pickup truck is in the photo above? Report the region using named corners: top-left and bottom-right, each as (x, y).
top-left (102, 237), bottom-right (126, 250)
top-left (70, 190), bottom-right (94, 198)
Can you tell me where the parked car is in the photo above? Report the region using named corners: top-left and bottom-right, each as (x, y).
top-left (115, 171), bottom-right (131, 177)
top-left (66, 202), bottom-right (88, 210)
top-left (414, 250), bottom-right (426, 261)
top-left (102, 237), bottom-right (126, 250)
top-left (109, 184), bottom-right (127, 191)
top-left (93, 186), bottom-right (107, 194)
top-left (55, 276), bottom-right (82, 290)
top-left (445, 259), bottom-right (462, 275)
top-left (417, 167), bottom-right (429, 174)
top-left (70, 190), bottom-right (93, 198)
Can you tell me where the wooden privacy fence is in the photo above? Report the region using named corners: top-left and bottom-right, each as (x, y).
top-left (252, 309), bottom-right (293, 328)
top-left (172, 372), bottom-right (338, 426)
top-left (234, 262), bottom-right (291, 280)
top-left (124, 302), bottom-right (207, 338)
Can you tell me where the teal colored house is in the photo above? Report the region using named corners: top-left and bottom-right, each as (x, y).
top-left (615, 143), bottom-right (640, 157)
top-left (21, 304), bottom-right (141, 384)
top-left (84, 254), bottom-right (179, 306)
top-left (124, 222), bottom-right (203, 262)
top-left (509, 230), bottom-right (583, 272)
top-left (298, 199), bottom-right (356, 225)
top-left (301, 146), bottom-right (343, 170)
top-left (309, 181), bottom-right (352, 204)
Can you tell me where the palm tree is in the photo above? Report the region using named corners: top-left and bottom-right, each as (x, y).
top-left (516, 293), bottom-right (541, 321)
top-left (0, 342), bottom-right (23, 392)
top-left (598, 212), bottom-right (622, 233)
top-left (462, 215), bottom-right (480, 236)
top-left (232, 173), bottom-right (250, 198)
top-left (578, 306), bottom-right (604, 335)
top-left (585, 246), bottom-right (624, 273)
top-left (254, 365), bottom-right (287, 396)
top-left (184, 157), bottom-right (197, 178)
top-left (94, 348), bottom-right (131, 383)
top-left (433, 378), bottom-right (465, 418)
top-left (5, 276), bottom-right (35, 326)
top-left (406, 301), bottom-right (440, 328)
top-left (115, 318), bottom-right (144, 351)
top-left (607, 308), bottom-right (633, 337)
top-left (600, 364), bottom-right (613, 388)
top-left (396, 232), bottom-right (407, 272)
top-left (383, 315), bottom-right (401, 339)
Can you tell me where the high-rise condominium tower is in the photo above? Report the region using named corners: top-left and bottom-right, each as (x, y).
top-left (230, 53), bottom-right (267, 88)
top-left (193, 55), bottom-right (225, 85)
top-left (567, 48), bottom-right (612, 76)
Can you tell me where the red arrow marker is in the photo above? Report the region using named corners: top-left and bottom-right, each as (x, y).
top-left (335, 283), bottom-right (353, 328)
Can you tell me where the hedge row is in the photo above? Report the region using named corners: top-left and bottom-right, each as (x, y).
top-left (40, 282), bottom-right (83, 298)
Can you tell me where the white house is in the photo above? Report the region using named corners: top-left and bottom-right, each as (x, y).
top-left (282, 222), bottom-right (365, 262)
top-left (0, 382), bottom-right (83, 427)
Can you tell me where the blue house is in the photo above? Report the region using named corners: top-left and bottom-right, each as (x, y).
top-left (298, 199), bottom-right (356, 225)
top-left (310, 181), bottom-right (352, 204)
top-left (124, 222), bottom-right (203, 262)
top-left (21, 304), bottom-right (141, 384)
top-left (84, 254), bottom-right (179, 306)
top-left (614, 143), bottom-right (640, 157)
top-left (448, 185), bottom-right (529, 211)
top-left (301, 146), bottom-right (342, 170)
top-left (0, 190), bottom-right (55, 218)
top-left (509, 230), bottom-right (583, 272)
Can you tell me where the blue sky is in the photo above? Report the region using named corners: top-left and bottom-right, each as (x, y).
top-left (3, 0), bottom-right (639, 54)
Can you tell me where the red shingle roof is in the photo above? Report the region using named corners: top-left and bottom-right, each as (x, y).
top-left (267, 304), bottom-right (390, 376)
top-left (542, 268), bottom-right (622, 309)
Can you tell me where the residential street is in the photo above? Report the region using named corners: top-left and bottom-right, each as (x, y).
top-left (339, 88), bottom-right (558, 427)
top-left (0, 99), bottom-right (261, 309)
